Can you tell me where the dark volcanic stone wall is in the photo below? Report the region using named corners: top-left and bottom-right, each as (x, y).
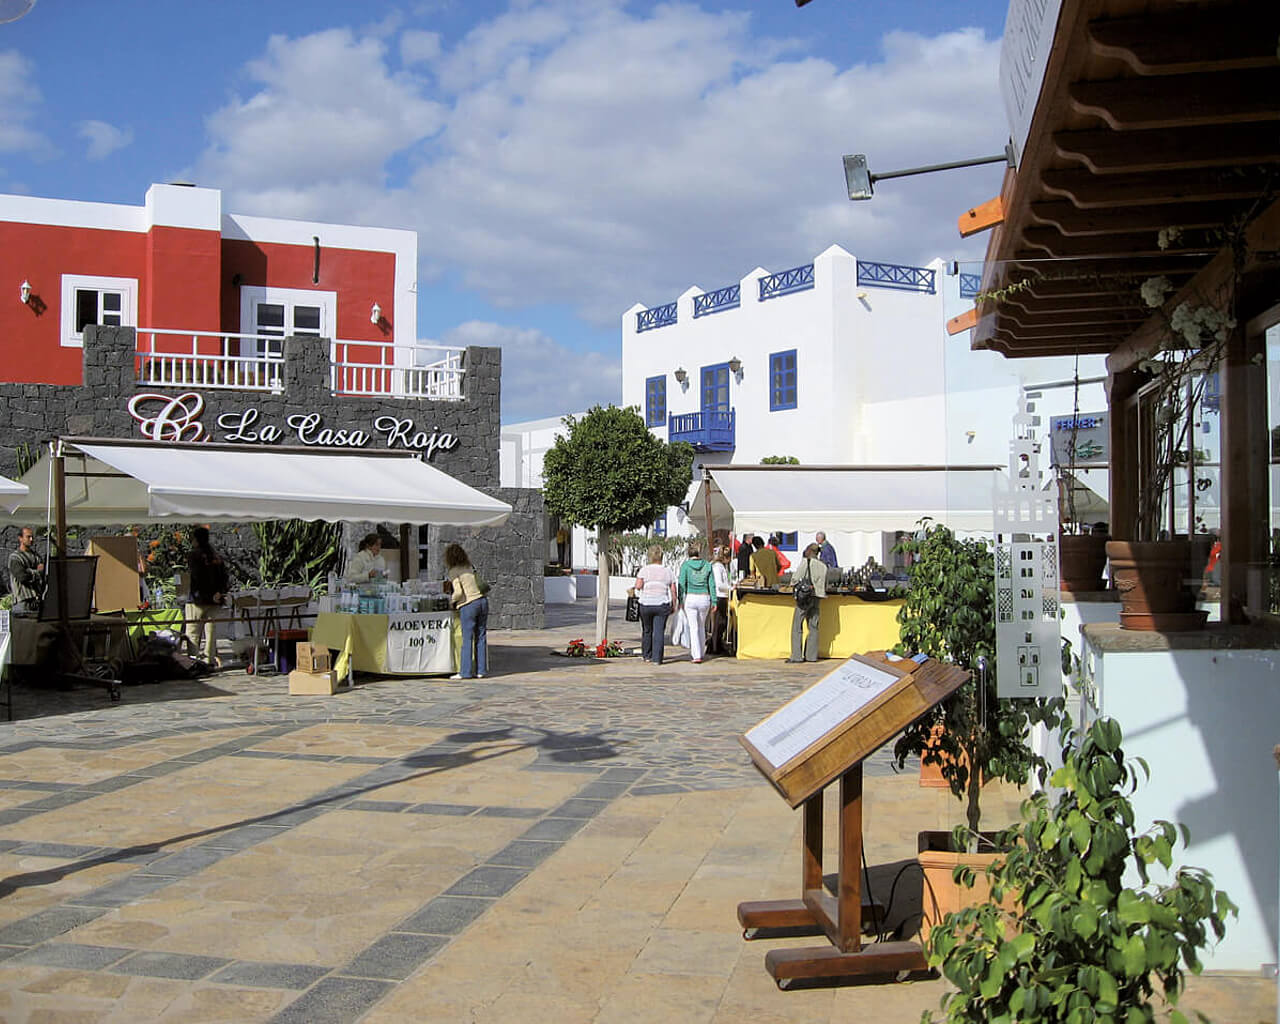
top-left (0, 328), bottom-right (543, 628)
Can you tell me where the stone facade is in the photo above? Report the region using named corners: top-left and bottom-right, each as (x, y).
top-left (0, 327), bottom-right (544, 628)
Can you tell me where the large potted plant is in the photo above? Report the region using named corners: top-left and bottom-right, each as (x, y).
top-left (1106, 251), bottom-right (1236, 630)
top-left (1054, 362), bottom-right (1109, 593)
top-left (891, 522), bottom-right (1062, 937)
top-left (922, 717), bottom-right (1236, 1024)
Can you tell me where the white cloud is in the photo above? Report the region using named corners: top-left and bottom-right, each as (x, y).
top-left (435, 320), bottom-right (621, 423)
top-left (0, 50), bottom-right (51, 157)
top-left (400, 29), bottom-right (441, 65)
top-left (78, 119), bottom-right (133, 160)
top-left (196, 6), bottom-right (1004, 326)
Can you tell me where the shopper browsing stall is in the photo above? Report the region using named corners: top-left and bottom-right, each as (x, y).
top-left (677, 541), bottom-right (715, 664)
top-left (749, 536), bottom-right (780, 587)
top-left (445, 543), bottom-right (488, 679)
top-left (786, 543), bottom-right (827, 663)
top-left (185, 526), bottom-right (229, 666)
top-left (709, 544), bottom-right (732, 654)
top-left (634, 545), bottom-right (676, 665)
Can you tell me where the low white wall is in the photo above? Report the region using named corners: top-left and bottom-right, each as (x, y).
top-left (544, 576), bottom-right (576, 604)
top-left (1079, 634), bottom-right (1280, 972)
top-left (575, 574), bottom-right (597, 599)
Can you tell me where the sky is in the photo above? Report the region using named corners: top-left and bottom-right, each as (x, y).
top-left (0, 0), bottom-right (1013, 423)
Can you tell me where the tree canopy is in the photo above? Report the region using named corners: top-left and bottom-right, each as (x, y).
top-left (542, 405), bottom-right (693, 531)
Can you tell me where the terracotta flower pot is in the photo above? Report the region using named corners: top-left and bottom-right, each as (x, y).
top-left (1105, 539), bottom-right (1208, 632)
top-left (917, 830), bottom-right (1013, 944)
top-left (1058, 533), bottom-right (1108, 593)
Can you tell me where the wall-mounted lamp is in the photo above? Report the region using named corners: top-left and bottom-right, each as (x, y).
top-left (727, 356), bottom-right (742, 374)
top-left (856, 291), bottom-right (868, 301)
top-left (673, 367), bottom-right (688, 384)
top-left (19, 280), bottom-right (31, 305)
top-left (370, 302), bottom-right (382, 325)
top-left (842, 143), bottom-right (1016, 201)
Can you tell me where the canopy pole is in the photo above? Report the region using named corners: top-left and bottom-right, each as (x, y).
top-left (703, 467), bottom-right (714, 548)
top-left (399, 523), bottom-right (412, 582)
top-left (53, 448), bottom-right (69, 630)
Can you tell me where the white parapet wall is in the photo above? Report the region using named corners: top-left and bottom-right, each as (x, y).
top-left (1079, 625), bottom-right (1280, 972)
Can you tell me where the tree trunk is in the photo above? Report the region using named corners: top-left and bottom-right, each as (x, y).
top-left (596, 527), bottom-right (611, 645)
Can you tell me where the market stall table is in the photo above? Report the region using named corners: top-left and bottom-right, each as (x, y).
top-left (732, 589), bottom-right (903, 661)
top-left (311, 611), bottom-right (460, 682)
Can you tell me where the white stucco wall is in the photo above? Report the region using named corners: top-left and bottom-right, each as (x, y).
top-left (1079, 635), bottom-right (1280, 972)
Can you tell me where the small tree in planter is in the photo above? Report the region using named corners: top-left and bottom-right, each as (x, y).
top-left (892, 521), bottom-right (1062, 838)
top-left (923, 717), bottom-right (1235, 1024)
top-left (542, 405), bottom-right (693, 644)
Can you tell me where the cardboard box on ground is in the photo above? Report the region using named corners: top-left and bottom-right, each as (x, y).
top-left (296, 642), bottom-right (330, 673)
top-left (288, 668), bottom-right (337, 695)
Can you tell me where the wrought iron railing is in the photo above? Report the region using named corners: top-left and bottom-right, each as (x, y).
top-left (331, 342), bottom-right (465, 399)
top-left (959, 273), bottom-right (982, 299)
top-left (636, 302), bottom-right (678, 332)
top-left (692, 284), bottom-right (741, 318)
top-left (857, 261), bottom-right (936, 294)
top-left (668, 408), bottom-right (735, 451)
top-left (135, 330), bottom-right (285, 392)
top-left (758, 263), bottom-right (815, 301)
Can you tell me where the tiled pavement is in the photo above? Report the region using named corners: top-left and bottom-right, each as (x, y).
top-left (0, 601), bottom-right (1271, 1023)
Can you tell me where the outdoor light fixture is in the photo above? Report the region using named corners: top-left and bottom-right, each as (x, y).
top-left (728, 356), bottom-right (742, 374)
top-left (842, 143), bottom-right (1016, 201)
top-left (370, 302), bottom-right (382, 324)
top-left (674, 367), bottom-right (688, 384)
top-left (19, 280), bottom-right (31, 305)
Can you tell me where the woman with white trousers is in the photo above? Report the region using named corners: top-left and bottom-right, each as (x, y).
top-left (676, 541), bottom-right (715, 664)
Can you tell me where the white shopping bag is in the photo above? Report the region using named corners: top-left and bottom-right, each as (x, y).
top-left (669, 608), bottom-right (688, 647)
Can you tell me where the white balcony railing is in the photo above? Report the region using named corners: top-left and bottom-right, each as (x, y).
top-left (136, 329), bottom-right (285, 393)
top-left (330, 341), bottom-right (465, 400)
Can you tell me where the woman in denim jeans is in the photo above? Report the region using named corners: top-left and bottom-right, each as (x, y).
top-left (634, 545), bottom-right (676, 665)
top-left (445, 543), bottom-right (488, 679)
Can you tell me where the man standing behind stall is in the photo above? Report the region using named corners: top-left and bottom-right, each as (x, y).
top-left (815, 531), bottom-right (838, 570)
top-left (749, 536), bottom-right (780, 587)
top-left (185, 527), bottom-right (229, 666)
top-left (8, 527), bottom-right (44, 614)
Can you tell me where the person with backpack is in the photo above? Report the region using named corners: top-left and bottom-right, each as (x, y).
top-left (185, 526), bottom-right (229, 667)
top-left (786, 542), bottom-right (827, 663)
top-left (677, 541), bottom-right (715, 664)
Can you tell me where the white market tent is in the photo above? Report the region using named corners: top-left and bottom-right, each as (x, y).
top-left (0, 474), bottom-right (29, 514)
top-left (689, 465), bottom-right (1006, 536)
top-left (11, 437), bottom-right (511, 528)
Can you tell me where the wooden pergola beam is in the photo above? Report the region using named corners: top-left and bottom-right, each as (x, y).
top-left (1021, 226), bottom-right (1204, 258)
top-left (1068, 68), bottom-right (1280, 131)
top-left (1087, 4), bottom-right (1280, 75)
top-left (1028, 199), bottom-right (1250, 236)
top-left (1054, 124), bottom-right (1280, 174)
top-left (1038, 166), bottom-right (1276, 209)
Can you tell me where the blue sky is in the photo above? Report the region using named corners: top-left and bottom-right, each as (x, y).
top-left (0, 0), bottom-right (1012, 421)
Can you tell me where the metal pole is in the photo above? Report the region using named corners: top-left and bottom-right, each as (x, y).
top-left (871, 151), bottom-right (1010, 185)
top-left (53, 448), bottom-right (68, 630)
top-left (702, 466), bottom-right (714, 548)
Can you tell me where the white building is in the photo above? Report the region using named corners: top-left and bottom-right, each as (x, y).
top-left (620, 243), bottom-right (1107, 568)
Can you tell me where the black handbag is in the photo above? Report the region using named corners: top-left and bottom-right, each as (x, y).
top-left (625, 594), bottom-right (640, 621)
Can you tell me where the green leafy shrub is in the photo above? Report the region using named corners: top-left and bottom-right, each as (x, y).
top-left (924, 718), bottom-right (1235, 1024)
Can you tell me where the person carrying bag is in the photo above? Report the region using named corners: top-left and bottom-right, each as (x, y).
top-left (786, 543), bottom-right (827, 663)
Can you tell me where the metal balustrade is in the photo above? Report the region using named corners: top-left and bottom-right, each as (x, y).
top-left (758, 263), bottom-right (815, 301)
top-left (856, 261), bottom-right (936, 294)
top-left (668, 408), bottom-right (735, 451)
top-left (331, 342), bottom-right (465, 400)
top-left (692, 284), bottom-right (741, 318)
top-left (959, 273), bottom-right (982, 298)
top-left (636, 302), bottom-right (678, 332)
top-left (135, 330), bottom-right (285, 392)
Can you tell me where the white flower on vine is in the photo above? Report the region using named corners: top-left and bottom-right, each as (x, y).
top-left (1157, 227), bottom-right (1183, 251)
top-left (1140, 275), bottom-right (1173, 308)
top-left (1169, 301), bottom-right (1236, 345)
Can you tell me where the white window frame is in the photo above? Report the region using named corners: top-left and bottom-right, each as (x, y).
top-left (239, 286), bottom-right (336, 358)
top-left (60, 274), bottom-right (138, 348)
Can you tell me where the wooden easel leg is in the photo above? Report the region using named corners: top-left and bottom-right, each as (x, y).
top-left (737, 791), bottom-right (824, 936)
top-left (838, 765), bottom-right (863, 952)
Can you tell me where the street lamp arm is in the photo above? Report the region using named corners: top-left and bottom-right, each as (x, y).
top-left (871, 151), bottom-right (1011, 184)
top-left (843, 143), bottom-right (1015, 200)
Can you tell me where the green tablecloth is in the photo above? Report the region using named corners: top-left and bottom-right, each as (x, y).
top-left (123, 608), bottom-right (185, 646)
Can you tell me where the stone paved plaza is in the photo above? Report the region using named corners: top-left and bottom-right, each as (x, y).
top-left (0, 602), bottom-right (1271, 1023)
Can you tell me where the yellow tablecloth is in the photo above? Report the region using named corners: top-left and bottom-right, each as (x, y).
top-left (732, 591), bottom-right (903, 660)
top-left (311, 612), bottom-right (460, 678)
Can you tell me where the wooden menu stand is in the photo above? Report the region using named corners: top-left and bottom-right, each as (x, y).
top-left (736, 653), bottom-right (969, 988)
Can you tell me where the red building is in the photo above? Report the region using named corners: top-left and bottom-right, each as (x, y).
top-left (0, 183), bottom-right (425, 396)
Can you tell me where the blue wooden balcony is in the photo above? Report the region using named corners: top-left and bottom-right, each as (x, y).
top-left (668, 409), bottom-right (735, 451)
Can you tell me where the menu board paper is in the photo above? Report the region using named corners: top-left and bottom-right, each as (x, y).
top-left (744, 657), bottom-right (902, 770)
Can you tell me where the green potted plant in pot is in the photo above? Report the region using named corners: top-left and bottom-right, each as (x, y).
top-left (1054, 362), bottom-right (1109, 593)
top-left (922, 717), bottom-right (1235, 1024)
top-left (1106, 271), bottom-right (1233, 631)
top-left (891, 521), bottom-right (1063, 939)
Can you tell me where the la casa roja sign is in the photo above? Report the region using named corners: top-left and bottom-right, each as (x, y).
top-left (127, 392), bottom-right (461, 460)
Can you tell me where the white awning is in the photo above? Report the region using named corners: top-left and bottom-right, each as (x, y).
top-left (12, 439), bottom-right (511, 527)
top-left (691, 465), bottom-right (1006, 535)
top-left (0, 474), bottom-right (28, 514)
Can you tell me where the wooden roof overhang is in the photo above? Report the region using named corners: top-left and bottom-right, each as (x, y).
top-left (973, 0), bottom-right (1280, 364)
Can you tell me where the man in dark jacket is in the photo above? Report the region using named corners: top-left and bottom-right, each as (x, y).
top-left (7, 526), bottom-right (44, 614)
top-left (184, 527), bottom-right (229, 665)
